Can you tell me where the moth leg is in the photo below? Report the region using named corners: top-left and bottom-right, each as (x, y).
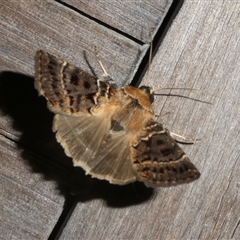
top-left (94, 45), bottom-right (109, 77)
top-left (155, 111), bottom-right (170, 117)
top-left (170, 132), bottom-right (202, 143)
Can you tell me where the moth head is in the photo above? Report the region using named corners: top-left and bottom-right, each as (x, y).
top-left (139, 86), bottom-right (154, 103)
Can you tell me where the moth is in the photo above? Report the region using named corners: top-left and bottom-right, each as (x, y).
top-left (35, 50), bottom-right (200, 187)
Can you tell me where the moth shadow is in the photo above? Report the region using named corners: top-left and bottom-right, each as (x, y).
top-left (71, 167), bottom-right (154, 208)
top-left (0, 71), bottom-right (73, 195)
top-left (95, 181), bottom-right (154, 208)
top-left (0, 71), bottom-right (154, 207)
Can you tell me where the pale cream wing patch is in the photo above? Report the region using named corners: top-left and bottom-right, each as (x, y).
top-left (53, 114), bottom-right (136, 185)
top-left (53, 114), bottom-right (110, 164)
top-left (89, 131), bottom-right (136, 184)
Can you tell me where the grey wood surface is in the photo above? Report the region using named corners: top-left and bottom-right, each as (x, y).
top-left (59, 1), bottom-right (240, 240)
top-left (0, 0), bottom-right (149, 86)
top-left (0, 0), bottom-right (175, 239)
top-left (61, 0), bottom-right (174, 42)
top-left (1, 0), bottom-right (239, 239)
top-left (0, 135), bottom-right (65, 239)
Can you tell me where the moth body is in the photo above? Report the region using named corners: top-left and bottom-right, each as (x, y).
top-left (35, 50), bottom-right (200, 187)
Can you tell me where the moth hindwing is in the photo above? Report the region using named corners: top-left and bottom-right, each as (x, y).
top-left (35, 50), bottom-right (200, 187)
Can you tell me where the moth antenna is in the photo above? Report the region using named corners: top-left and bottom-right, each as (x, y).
top-left (153, 87), bottom-right (213, 105)
top-left (142, 27), bottom-right (153, 87)
top-left (145, 40), bottom-right (153, 86)
top-left (153, 87), bottom-right (199, 93)
top-left (94, 45), bottom-right (109, 77)
top-left (170, 132), bottom-right (202, 143)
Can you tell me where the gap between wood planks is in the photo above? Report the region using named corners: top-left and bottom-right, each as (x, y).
top-left (54, 0), bottom-right (184, 87)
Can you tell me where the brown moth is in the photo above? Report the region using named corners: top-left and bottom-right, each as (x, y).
top-left (35, 50), bottom-right (200, 187)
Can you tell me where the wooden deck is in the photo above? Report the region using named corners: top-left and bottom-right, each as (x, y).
top-left (0, 0), bottom-right (240, 239)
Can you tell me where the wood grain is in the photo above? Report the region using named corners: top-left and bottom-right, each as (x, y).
top-left (60, 0), bottom-right (174, 42)
top-left (0, 0), bottom-right (175, 239)
top-left (59, 1), bottom-right (240, 239)
top-left (1, 0), bottom-right (239, 239)
top-left (0, 0), bottom-right (148, 86)
top-left (0, 135), bottom-right (65, 239)
top-left (147, 1), bottom-right (240, 239)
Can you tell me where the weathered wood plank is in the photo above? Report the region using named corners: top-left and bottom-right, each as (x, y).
top-left (0, 0), bottom-right (147, 86)
top-left (0, 0), bottom-right (165, 239)
top-left (149, 1), bottom-right (240, 236)
top-left (0, 135), bottom-right (66, 240)
top-left (2, 0), bottom-right (239, 239)
top-left (59, 1), bottom-right (240, 239)
top-left (60, 0), bottom-right (175, 42)
top-left (0, 72), bottom-right (73, 167)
